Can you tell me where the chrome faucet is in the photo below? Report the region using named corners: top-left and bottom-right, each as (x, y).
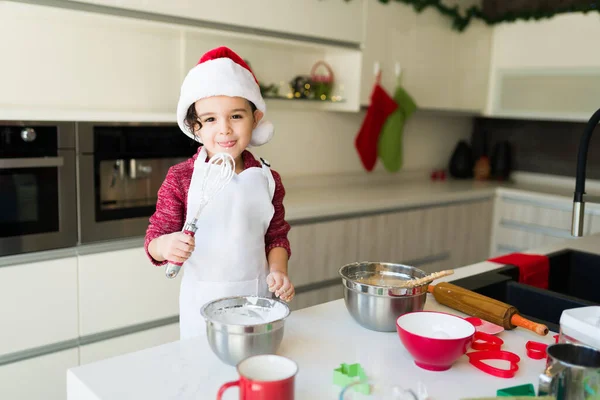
top-left (572, 107), bottom-right (600, 237)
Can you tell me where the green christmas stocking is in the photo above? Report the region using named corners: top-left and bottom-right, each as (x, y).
top-left (377, 82), bottom-right (417, 172)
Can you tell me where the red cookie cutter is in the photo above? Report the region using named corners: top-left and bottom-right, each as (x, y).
top-left (526, 341), bottom-right (548, 360)
top-left (471, 331), bottom-right (504, 351)
top-left (467, 350), bottom-right (521, 379)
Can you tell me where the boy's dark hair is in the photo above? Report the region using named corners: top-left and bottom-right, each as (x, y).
top-left (184, 99), bottom-right (258, 137)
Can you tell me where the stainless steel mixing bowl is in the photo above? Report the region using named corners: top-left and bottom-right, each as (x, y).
top-left (339, 262), bottom-right (429, 332)
top-left (200, 296), bottom-right (290, 366)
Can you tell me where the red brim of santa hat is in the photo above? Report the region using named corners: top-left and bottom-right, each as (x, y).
top-left (176, 47), bottom-right (274, 147)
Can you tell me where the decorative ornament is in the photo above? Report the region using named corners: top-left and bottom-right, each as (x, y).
top-left (342, 0), bottom-right (600, 33)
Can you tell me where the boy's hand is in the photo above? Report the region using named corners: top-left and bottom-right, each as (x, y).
top-left (158, 232), bottom-right (195, 264)
top-left (266, 271), bottom-right (295, 302)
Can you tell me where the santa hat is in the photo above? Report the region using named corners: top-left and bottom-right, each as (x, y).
top-left (176, 46), bottom-right (274, 147)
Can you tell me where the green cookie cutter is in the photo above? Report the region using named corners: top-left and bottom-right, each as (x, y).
top-left (496, 383), bottom-right (536, 397)
top-left (333, 363), bottom-right (370, 395)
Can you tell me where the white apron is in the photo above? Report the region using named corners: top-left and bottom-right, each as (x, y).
top-left (179, 147), bottom-right (276, 340)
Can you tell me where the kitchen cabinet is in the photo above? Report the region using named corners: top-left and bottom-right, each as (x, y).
top-left (0, 1), bottom-right (181, 119)
top-left (356, 206), bottom-right (449, 268)
top-left (79, 324), bottom-right (179, 365)
top-left (288, 198), bottom-right (493, 311)
top-left (360, 1), bottom-right (492, 112)
top-left (182, 24), bottom-right (362, 113)
top-left (0, 1), bottom-right (362, 119)
top-left (287, 219), bottom-right (360, 289)
top-left (0, 256), bottom-right (78, 357)
top-left (489, 194), bottom-right (594, 256)
top-left (67, 0), bottom-right (363, 44)
top-left (0, 349), bottom-right (79, 400)
top-left (290, 285), bottom-right (344, 312)
top-left (78, 247), bottom-right (180, 336)
top-left (485, 13), bottom-right (600, 121)
top-left (589, 214), bottom-right (600, 235)
top-left (445, 199), bottom-right (494, 267)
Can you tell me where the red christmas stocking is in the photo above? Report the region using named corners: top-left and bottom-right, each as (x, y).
top-left (354, 74), bottom-right (398, 171)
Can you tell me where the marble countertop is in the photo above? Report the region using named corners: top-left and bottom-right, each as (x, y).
top-left (66, 233), bottom-right (600, 400)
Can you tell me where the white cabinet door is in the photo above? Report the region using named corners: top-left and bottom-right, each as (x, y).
top-left (68, 0), bottom-right (363, 44)
top-left (0, 349), bottom-right (79, 400)
top-left (486, 13), bottom-right (600, 120)
top-left (78, 247), bottom-right (180, 336)
top-left (0, 2), bottom-right (181, 118)
top-left (79, 323), bottom-right (179, 365)
top-left (0, 257), bottom-right (78, 356)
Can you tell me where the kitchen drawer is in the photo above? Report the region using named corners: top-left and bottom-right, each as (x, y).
top-left (289, 285), bottom-right (344, 312)
top-left (0, 349), bottom-right (79, 400)
top-left (0, 257), bottom-right (78, 357)
top-left (494, 225), bottom-right (575, 252)
top-left (446, 199), bottom-right (494, 267)
top-left (590, 214), bottom-right (600, 234)
top-left (356, 206), bottom-right (449, 266)
top-left (78, 247), bottom-right (180, 336)
top-left (79, 323), bottom-right (179, 365)
top-left (287, 219), bottom-right (360, 289)
top-left (498, 196), bottom-right (589, 232)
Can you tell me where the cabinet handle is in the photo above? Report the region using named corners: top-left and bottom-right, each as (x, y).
top-left (0, 157), bottom-right (64, 169)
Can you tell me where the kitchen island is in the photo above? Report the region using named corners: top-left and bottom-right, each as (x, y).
top-left (66, 233), bottom-right (600, 400)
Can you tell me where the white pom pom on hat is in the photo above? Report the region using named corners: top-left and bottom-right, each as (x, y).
top-left (176, 46), bottom-right (274, 147)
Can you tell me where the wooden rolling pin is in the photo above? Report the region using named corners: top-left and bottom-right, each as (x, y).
top-left (428, 282), bottom-right (549, 336)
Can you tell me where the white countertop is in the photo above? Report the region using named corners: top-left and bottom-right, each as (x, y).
top-left (66, 233), bottom-right (600, 400)
top-left (282, 170), bottom-right (600, 222)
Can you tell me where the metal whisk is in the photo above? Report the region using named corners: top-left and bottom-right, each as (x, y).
top-left (165, 152), bottom-right (235, 279)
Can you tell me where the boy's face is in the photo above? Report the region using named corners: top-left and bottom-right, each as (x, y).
top-left (193, 96), bottom-right (263, 169)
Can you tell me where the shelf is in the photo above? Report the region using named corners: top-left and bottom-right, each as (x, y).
top-left (182, 24), bottom-right (362, 113)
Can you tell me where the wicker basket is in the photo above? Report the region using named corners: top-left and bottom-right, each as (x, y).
top-left (310, 61), bottom-right (335, 100)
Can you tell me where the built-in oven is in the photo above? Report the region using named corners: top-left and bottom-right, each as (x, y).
top-left (0, 121), bottom-right (77, 257)
top-left (77, 122), bottom-right (199, 243)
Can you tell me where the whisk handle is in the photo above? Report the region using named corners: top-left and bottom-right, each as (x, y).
top-left (165, 221), bottom-right (197, 279)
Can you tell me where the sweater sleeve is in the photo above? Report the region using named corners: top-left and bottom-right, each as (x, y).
top-left (144, 166), bottom-right (187, 266)
top-left (265, 170), bottom-right (291, 259)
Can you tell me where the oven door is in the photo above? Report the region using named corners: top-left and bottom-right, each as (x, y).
top-left (0, 152), bottom-right (77, 256)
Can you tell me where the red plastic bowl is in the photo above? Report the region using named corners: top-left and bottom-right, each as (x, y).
top-left (396, 311), bottom-right (475, 371)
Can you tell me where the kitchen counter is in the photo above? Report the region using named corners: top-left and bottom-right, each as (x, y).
top-left (66, 233), bottom-right (600, 400)
top-left (3, 170), bottom-right (600, 268)
top-left (282, 170), bottom-right (600, 223)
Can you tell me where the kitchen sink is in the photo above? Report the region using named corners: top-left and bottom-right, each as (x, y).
top-left (451, 250), bottom-right (600, 333)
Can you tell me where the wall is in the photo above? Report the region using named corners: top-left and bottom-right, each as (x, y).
top-left (257, 108), bottom-right (473, 178)
top-left (471, 117), bottom-right (600, 180)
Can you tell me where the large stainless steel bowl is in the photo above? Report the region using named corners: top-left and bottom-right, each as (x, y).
top-left (200, 296), bottom-right (290, 366)
top-left (339, 262), bottom-right (429, 332)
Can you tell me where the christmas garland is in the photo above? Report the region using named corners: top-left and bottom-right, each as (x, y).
top-left (345, 0), bottom-right (600, 32)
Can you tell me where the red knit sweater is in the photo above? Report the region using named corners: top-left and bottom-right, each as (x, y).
top-left (144, 146), bottom-right (291, 266)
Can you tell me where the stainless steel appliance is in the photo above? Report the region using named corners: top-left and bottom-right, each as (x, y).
top-left (0, 121), bottom-right (77, 256)
top-left (77, 122), bottom-right (198, 243)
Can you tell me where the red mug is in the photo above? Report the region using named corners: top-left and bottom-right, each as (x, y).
top-left (217, 355), bottom-right (298, 400)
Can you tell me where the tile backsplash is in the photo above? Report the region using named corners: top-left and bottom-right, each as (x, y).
top-left (471, 117), bottom-right (600, 180)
